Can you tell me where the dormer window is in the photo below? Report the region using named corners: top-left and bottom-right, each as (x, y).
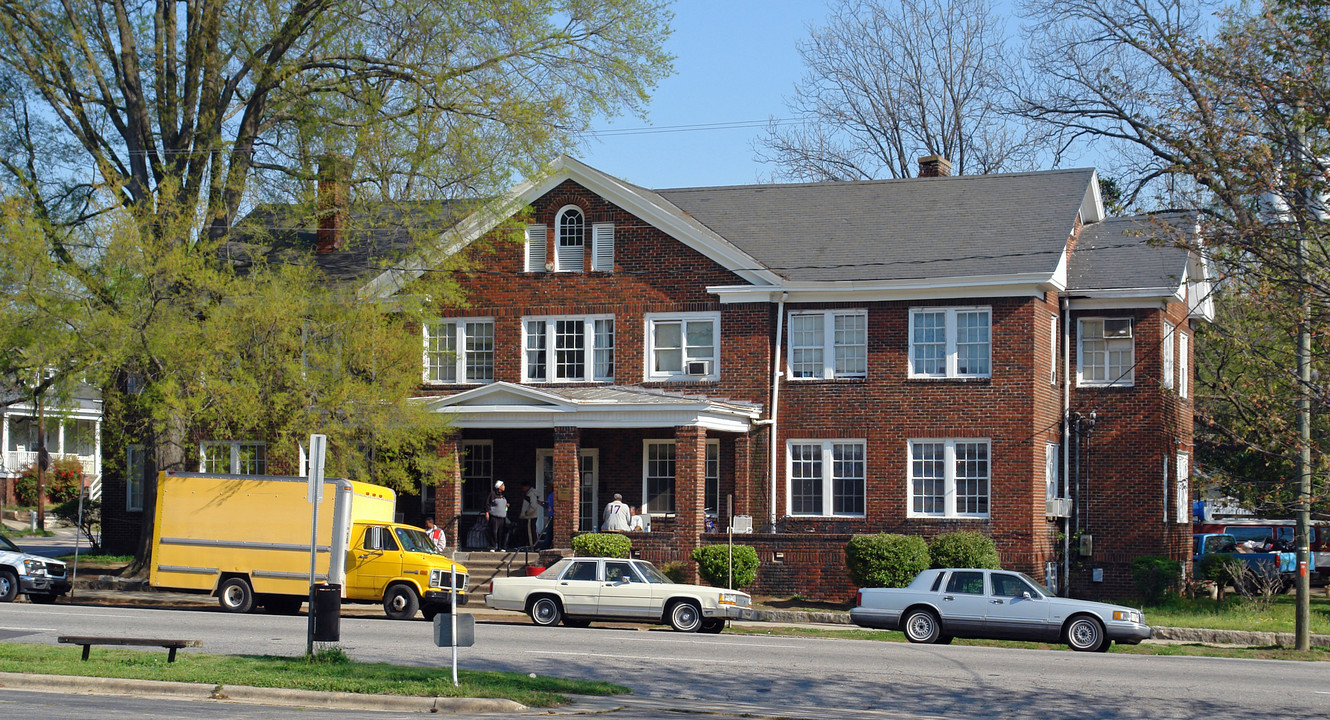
top-left (555, 206), bottom-right (585, 272)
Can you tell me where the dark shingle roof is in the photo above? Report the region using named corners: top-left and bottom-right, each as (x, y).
top-left (1067, 212), bottom-right (1196, 293)
top-left (656, 169), bottom-right (1096, 282)
top-left (226, 201), bottom-right (471, 286)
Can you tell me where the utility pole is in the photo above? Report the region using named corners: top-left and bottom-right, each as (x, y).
top-left (1293, 113), bottom-right (1312, 652)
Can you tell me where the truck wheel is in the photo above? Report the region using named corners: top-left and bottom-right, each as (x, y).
top-left (1065, 616), bottom-right (1106, 652)
top-left (528, 596), bottom-right (562, 626)
top-left (668, 600), bottom-right (702, 632)
top-left (383, 585), bottom-right (420, 620)
top-left (0, 570), bottom-right (18, 602)
top-left (218, 577), bottom-right (255, 613)
top-left (28, 593), bottom-right (59, 605)
top-left (902, 608), bottom-right (942, 644)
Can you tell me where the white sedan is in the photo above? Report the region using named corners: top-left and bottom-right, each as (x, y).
top-left (484, 556), bottom-right (754, 633)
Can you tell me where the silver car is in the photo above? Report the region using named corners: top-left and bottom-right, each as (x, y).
top-left (851, 568), bottom-right (1152, 652)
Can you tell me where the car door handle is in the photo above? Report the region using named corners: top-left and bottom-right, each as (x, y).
top-left (991, 599), bottom-right (1004, 605)
top-left (943, 595), bottom-right (955, 601)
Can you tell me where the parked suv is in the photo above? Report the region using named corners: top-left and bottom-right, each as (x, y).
top-left (0, 533), bottom-right (70, 603)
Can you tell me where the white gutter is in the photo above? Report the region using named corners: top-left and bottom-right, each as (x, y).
top-left (768, 292), bottom-right (788, 533)
top-left (1062, 295), bottom-right (1072, 596)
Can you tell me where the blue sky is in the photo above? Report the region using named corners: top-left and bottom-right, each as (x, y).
top-left (578, 1), bottom-right (834, 189)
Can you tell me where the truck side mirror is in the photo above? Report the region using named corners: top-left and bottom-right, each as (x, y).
top-left (365, 527), bottom-right (385, 551)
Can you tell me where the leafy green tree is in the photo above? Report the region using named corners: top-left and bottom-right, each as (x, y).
top-left (0, 0), bottom-right (673, 563)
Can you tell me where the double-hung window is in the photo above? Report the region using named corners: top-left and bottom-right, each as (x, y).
top-left (1178, 331), bottom-right (1189, 399)
top-left (788, 310), bottom-right (867, 379)
top-left (645, 312), bottom-right (720, 381)
top-left (1175, 452), bottom-right (1191, 524)
top-left (643, 440), bottom-right (676, 515)
top-left (787, 440), bottom-right (866, 517)
top-left (1078, 318), bottom-right (1134, 386)
top-left (907, 439), bottom-right (990, 518)
top-left (423, 319), bottom-right (494, 384)
top-left (461, 441), bottom-right (493, 514)
top-left (200, 441), bottom-right (267, 475)
top-left (1161, 321), bottom-right (1175, 390)
top-left (908, 307), bottom-right (991, 378)
top-left (523, 315), bottom-right (614, 382)
top-left (126, 444), bottom-right (145, 512)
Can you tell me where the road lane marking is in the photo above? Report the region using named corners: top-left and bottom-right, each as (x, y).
top-left (0, 626), bottom-right (58, 632)
top-left (0, 610), bottom-right (147, 619)
top-left (623, 637), bottom-right (804, 648)
top-left (523, 649), bottom-right (746, 664)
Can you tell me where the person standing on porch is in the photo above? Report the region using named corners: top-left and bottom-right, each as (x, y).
top-left (486, 481), bottom-right (509, 552)
top-left (519, 481), bottom-right (540, 548)
top-left (602, 493), bottom-right (630, 532)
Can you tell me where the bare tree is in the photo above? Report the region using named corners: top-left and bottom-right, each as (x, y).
top-left (757, 0), bottom-right (1047, 180)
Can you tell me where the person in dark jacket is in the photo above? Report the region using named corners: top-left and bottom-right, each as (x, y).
top-left (485, 481), bottom-right (508, 552)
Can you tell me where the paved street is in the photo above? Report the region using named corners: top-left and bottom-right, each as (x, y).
top-left (0, 600), bottom-right (1328, 718)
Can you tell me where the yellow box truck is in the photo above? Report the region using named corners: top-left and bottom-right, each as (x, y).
top-left (149, 471), bottom-right (467, 620)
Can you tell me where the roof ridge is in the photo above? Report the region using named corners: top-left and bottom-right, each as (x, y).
top-left (655, 167), bottom-right (1097, 193)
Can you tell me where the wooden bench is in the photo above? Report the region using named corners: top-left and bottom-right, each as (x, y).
top-left (58, 636), bottom-right (202, 663)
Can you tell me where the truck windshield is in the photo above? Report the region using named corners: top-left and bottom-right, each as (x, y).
top-left (394, 527), bottom-right (441, 555)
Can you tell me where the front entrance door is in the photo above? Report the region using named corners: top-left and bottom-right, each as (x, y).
top-left (536, 448), bottom-right (598, 532)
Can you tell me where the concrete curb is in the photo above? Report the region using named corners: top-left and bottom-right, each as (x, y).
top-left (1152, 626), bottom-right (1330, 648)
top-left (0, 672), bottom-right (526, 714)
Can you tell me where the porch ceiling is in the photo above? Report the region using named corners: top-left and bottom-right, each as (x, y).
top-left (416, 382), bottom-right (762, 433)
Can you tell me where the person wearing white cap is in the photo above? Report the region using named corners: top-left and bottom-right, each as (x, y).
top-left (602, 492), bottom-right (630, 532)
top-left (485, 480), bottom-right (509, 552)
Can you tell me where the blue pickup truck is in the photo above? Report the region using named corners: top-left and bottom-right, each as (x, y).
top-left (1193, 533), bottom-right (1314, 590)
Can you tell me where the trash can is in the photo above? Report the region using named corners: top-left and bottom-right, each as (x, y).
top-left (313, 584), bottom-right (341, 642)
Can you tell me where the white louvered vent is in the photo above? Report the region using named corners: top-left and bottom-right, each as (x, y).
top-left (524, 225), bottom-right (547, 272)
top-left (592, 222), bottom-right (614, 272)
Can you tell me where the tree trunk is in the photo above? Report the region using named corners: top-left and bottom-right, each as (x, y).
top-left (129, 415), bottom-right (189, 574)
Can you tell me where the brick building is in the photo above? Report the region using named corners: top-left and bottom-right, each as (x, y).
top-left (102, 155), bottom-right (1213, 600)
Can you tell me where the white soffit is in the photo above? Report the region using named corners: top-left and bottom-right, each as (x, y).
top-left (708, 272), bottom-right (1058, 304)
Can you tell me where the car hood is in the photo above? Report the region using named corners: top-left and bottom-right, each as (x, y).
top-left (1043, 595), bottom-right (1141, 616)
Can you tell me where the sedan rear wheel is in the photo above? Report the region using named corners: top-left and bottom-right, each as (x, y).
top-left (902, 608), bottom-right (942, 644)
top-left (1065, 616), bottom-right (1106, 652)
top-left (529, 596), bottom-right (563, 627)
top-left (668, 601), bottom-right (702, 632)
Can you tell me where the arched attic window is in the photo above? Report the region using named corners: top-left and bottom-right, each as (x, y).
top-left (555, 205), bottom-right (585, 272)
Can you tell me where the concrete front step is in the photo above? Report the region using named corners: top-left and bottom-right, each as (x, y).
top-left (453, 550), bottom-right (551, 599)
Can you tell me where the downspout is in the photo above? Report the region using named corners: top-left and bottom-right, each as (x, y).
top-left (767, 291), bottom-right (788, 533)
top-left (1062, 296), bottom-right (1072, 596)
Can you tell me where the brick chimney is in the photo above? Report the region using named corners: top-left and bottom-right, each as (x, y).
top-left (316, 155), bottom-right (349, 253)
top-left (918, 155), bottom-right (953, 178)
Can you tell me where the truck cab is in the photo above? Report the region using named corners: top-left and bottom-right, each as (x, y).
top-left (349, 523), bottom-right (467, 620)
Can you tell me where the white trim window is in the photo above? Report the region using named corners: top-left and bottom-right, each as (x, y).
top-left (788, 310), bottom-right (867, 379)
top-left (1161, 321), bottom-right (1175, 389)
top-left (1045, 443), bottom-right (1059, 501)
top-left (787, 439), bottom-right (866, 517)
top-left (645, 312), bottom-right (720, 381)
top-left (704, 440), bottom-right (720, 515)
top-left (1175, 452), bottom-right (1191, 524)
top-left (1178, 331), bottom-right (1189, 399)
top-left (1050, 314), bottom-right (1059, 385)
top-left (1078, 317), bottom-right (1134, 386)
top-left (908, 439), bottom-right (990, 518)
top-left (908, 306), bottom-right (991, 378)
top-left (423, 319), bottom-right (494, 384)
top-left (643, 440), bottom-right (676, 515)
top-left (555, 206), bottom-right (585, 272)
top-left (126, 443), bottom-right (145, 512)
top-left (523, 315), bottom-right (614, 382)
top-left (524, 224), bottom-right (547, 272)
top-left (200, 441), bottom-right (267, 475)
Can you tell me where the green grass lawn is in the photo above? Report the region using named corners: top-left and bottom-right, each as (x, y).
top-left (1140, 592), bottom-right (1330, 634)
top-left (0, 643), bottom-right (629, 707)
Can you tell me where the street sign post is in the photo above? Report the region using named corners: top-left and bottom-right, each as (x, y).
top-left (305, 434), bottom-right (327, 656)
top-left (432, 566), bottom-right (471, 686)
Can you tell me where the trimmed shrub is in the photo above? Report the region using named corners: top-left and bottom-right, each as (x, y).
top-left (845, 533), bottom-right (929, 588)
top-left (570, 532), bottom-right (631, 558)
top-left (659, 560), bottom-right (689, 584)
top-left (14, 457), bottom-right (84, 506)
top-left (692, 544), bottom-right (759, 588)
top-left (1131, 555), bottom-right (1182, 603)
top-left (928, 531), bottom-right (1001, 569)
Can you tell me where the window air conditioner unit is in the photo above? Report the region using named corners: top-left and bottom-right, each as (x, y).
top-left (1045, 498), bottom-right (1072, 518)
top-left (1102, 318), bottom-right (1132, 338)
top-left (685, 360), bottom-right (711, 376)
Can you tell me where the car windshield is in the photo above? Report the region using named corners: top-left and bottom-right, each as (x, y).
top-left (394, 527), bottom-right (441, 555)
top-left (632, 561), bottom-right (671, 584)
top-left (0, 535), bottom-right (18, 553)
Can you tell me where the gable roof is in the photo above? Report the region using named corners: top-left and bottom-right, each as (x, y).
top-left (1068, 212), bottom-right (1196, 293)
top-left (657, 168), bottom-right (1100, 283)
